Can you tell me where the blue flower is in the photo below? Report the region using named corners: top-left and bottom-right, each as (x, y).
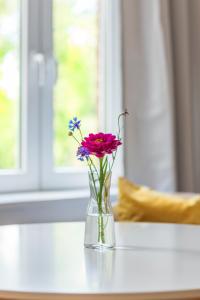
top-left (77, 146), bottom-right (90, 161)
top-left (68, 117), bottom-right (81, 132)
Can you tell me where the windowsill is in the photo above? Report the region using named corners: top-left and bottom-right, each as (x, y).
top-left (0, 187), bottom-right (117, 205)
top-left (0, 188), bottom-right (118, 226)
top-left (0, 189), bottom-right (90, 205)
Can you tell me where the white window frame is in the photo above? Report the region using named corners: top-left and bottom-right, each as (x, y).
top-left (0, 0), bottom-right (123, 193)
top-left (0, 0), bottom-right (40, 192)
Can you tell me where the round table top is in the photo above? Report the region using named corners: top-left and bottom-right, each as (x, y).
top-left (0, 221), bottom-right (200, 300)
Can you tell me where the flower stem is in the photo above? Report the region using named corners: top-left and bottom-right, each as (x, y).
top-left (71, 134), bottom-right (80, 145)
top-left (88, 157), bottom-right (99, 178)
top-left (109, 110), bottom-right (129, 172)
top-left (97, 158), bottom-right (105, 244)
top-left (78, 128), bottom-right (84, 141)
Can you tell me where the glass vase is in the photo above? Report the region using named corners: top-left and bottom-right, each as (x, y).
top-left (84, 171), bottom-right (115, 249)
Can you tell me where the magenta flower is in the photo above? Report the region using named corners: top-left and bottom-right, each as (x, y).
top-left (81, 132), bottom-right (122, 158)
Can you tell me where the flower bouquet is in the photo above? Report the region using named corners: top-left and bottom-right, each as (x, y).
top-left (68, 112), bottom-right (127, 249)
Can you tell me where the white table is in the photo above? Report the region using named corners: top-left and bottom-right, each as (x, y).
top-left (0, 222), bottom-right (200, 300)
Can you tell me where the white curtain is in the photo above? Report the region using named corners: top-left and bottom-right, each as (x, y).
top-left (121, 0), bottom-right (177, 191)
top-left (170, 0), bottom-right (200, 192)
top-left (121, 0), bottom-right (200, 192)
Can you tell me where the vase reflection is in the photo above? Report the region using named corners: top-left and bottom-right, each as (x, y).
top-left (84, 248), bottom-right (116, 290)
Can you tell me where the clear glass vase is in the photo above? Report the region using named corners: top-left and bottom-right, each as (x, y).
top-left (84, 171), bottom-right (115, 249)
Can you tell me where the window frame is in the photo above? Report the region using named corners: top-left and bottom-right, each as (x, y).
top-left (0, 0), bottom-right (123, 193)
top-left (0, 0), bottom-right (40, 193)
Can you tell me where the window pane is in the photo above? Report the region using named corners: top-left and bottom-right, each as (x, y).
top-left (0, 0), bottom-right (20, 169)
top-left (53, 0), bottom-right (99, 167)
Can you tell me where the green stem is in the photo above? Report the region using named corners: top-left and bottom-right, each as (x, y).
top-left (88, 164), bottom-right (98, 201)
top-left (110, 150), bottom-right (117, 172)
top-left (98, 158), bottom-right (105, 244)
top-left (78, 128), bottom-right (84, 141)
top-left (71, 134), bottom-right (81, 145)
top-left (89, 158), bottom-right (111, 245)
top-left (109, 110), bottom-right (129, 172)
top-left (98, 214), bottom-right (105, 244)
top-left (88, 157), bottom-right (99, 179)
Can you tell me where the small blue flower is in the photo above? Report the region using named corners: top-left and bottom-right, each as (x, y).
top-left (77, 146), bottom-right (90, 161)
top-left (68, 117), bottom-right (81, 132)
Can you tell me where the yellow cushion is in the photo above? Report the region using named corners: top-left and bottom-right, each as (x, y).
top-left (114, 177), bottom-right (200, 225)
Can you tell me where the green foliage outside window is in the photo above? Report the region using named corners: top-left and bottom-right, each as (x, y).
top-left (0, 0), bottom-right (98, 169)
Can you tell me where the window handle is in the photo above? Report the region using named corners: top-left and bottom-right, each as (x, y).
top-left (32, 53), bottom-right (58, 87)
top-left (32, 53), bottom-right (46, 87)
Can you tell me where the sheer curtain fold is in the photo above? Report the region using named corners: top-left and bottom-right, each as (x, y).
top-left (170, 0), bottom-right (194, 191)
top-left (122, 0), bottom-right (200, 192)
top-left (122, 0), bottom-right (176, 191)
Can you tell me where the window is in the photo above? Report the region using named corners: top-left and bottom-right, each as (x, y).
top-left (0, 0), bottom-right (122, 193)
top-left (53, 0), bottom-right (99, 168)
top-left (0, 0), bottom-right (20, 170)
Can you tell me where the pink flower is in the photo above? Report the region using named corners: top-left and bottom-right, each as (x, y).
top-left (81, 133), bottom-right (122, 158)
